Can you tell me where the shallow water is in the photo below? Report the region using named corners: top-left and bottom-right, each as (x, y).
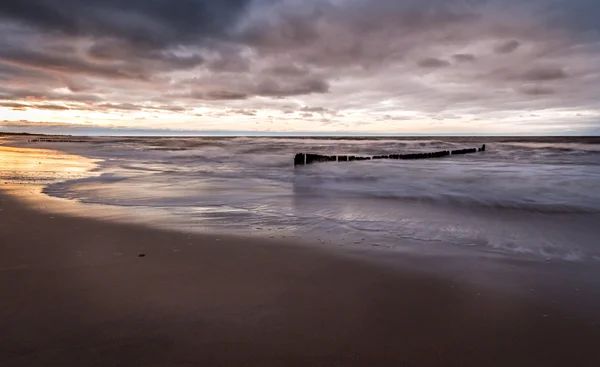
top-left (3, 136), bottom-right (600, 262)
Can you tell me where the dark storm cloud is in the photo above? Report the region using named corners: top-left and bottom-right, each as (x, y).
top-left (0, 0), bottom-right (253, 49)
top-left (495, 40), bottom-right (521, 54)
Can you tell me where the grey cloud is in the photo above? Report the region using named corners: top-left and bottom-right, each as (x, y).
top-left (519, 86), bottom-right (556, 96)
top-left (205, 45), bottom-right (250, 73)
top-left (255, 77), bottom-right (329, 97)
top-left (520, 66), bottom-right (568, 81)
top-left (35, 103), bottom-right (70, 110)
top-left (546, 0), bottom-right (600, 34)
top-left (0, 62), bottom-right (53, 81)
top-left (178, 72), bottom-right (329, 100)
top-left (0, 86), bottom-right (102, 103)
top-left (0, 0), bottom-right (250, 88)
top-left (158, 105), bottom-right (188, 112)
top-left (97, 103), bottom-right (189, 112)
top-left (418, 58), bottom-right (451, 68)
top-left (88, 39), bottom-right (206, 71)
top-left (0, 47), bottom-right (147, 80)
top-left (1, 0), bottom-right (599, 134)
top-left (301, 106), bottom-right (336, 115)
top-left (237, 0), bottom-right (481, 69)
top-left (495, 40), bottom-right (521, 54)
top-left (206, 55), bottom-right (249, 73)
top-left (201, 90), bottom-right (250, 101)
top-left (484, 66), bottom-right (570, 84)
top-left (97, 103), bottom-right (141, 111)
top-left (63, 77), bottom-right (93, 92)
top-left (0, 101), bottom-right (28, 109)
top-left (228, 109), bottom-right (256, 116)
top-left (0, 0), bottom-right (253, 49)
top-left (262, 64), bottom-right (310, 77)
top-left (0, 101), bottom-right (71, 110)
top-left (453, 54), bottom-right (477, 62)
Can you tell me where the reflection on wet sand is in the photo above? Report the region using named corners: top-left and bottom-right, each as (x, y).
top-left (0, 145), bottom-right (104, 214)
top-left (0, 145), bottom-right (98, 185)
top-left (0, 145), bottom-right (231, 233)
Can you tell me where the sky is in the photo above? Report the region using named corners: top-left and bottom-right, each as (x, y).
top-left (1, 0), bottom-right (599, 135)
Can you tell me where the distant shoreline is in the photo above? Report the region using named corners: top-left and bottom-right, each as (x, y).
top-left (2, 131), bottom-right (599, 142)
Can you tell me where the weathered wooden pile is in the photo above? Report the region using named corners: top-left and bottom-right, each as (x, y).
top-left (295, 144), bottom-right (486, 166)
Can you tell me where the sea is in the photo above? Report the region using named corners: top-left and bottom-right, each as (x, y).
top-left (2, 136), bottom-right (600, 265)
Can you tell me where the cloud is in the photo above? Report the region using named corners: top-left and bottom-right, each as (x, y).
top-left (0, 0), bottom-right (599, 134)
top-left (495, 40), bottom-right (521, 54)
top-left (228, 109), bottom-right (256, 116)
top-left (0, 47), bottom-right (148, 80)
top-left (0, 101), bottom-right (71, 110)
top-left (453, 54), bottom-right (477, 63)
top-left (0, 0), bottom-right (253, 49)
top-left (0, 101), bottom-right (28, 109)
top-left (417, 58), bottom-right (451, 69)
top-left (96, 103), bottom-right (142, 111)
top-left (520, 66), bottom-right (568, 81)
top-left (254, 77), bottom-right (329, 97)
top-left (88, 39), bottom-right (206, 70)
top-left (96, 103), bottom-right (188, 112)
top-left (35, 103), bottom-right (70, 110)
top-left (262, 64), bottom-right (309, 77)
top-left (176, 72), bottom-right (330, 100)
top-left (0, 86), bottom-right (102, 103)
top-left (519, 86), bottom-right (556, 96)
top-left (301, 106), bottom-right (334, 114)
top-left (194, 90), bottom-right (250, 101)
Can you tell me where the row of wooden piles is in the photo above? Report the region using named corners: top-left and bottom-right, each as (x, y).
top-left (294, 145), bottom-right (486, 166)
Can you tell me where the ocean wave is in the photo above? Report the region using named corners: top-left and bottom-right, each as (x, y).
top-left (24, 136), bottom-right (600, 263)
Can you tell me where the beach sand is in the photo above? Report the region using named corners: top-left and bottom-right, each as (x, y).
top-left (1, 192), bottom-right (600, 366)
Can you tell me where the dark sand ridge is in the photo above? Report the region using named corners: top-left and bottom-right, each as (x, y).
top-left (2, 191), bottom-right (600, 367)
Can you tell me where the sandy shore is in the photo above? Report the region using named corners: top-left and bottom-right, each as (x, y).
top-left (1, 192), bottom-right (600, 366)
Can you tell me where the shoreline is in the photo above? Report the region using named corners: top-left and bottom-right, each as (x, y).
top-left (2, 191), bottom-right (600, 366)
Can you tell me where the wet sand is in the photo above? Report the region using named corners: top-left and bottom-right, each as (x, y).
top-left (1, 192), bottom-right (600, 366)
